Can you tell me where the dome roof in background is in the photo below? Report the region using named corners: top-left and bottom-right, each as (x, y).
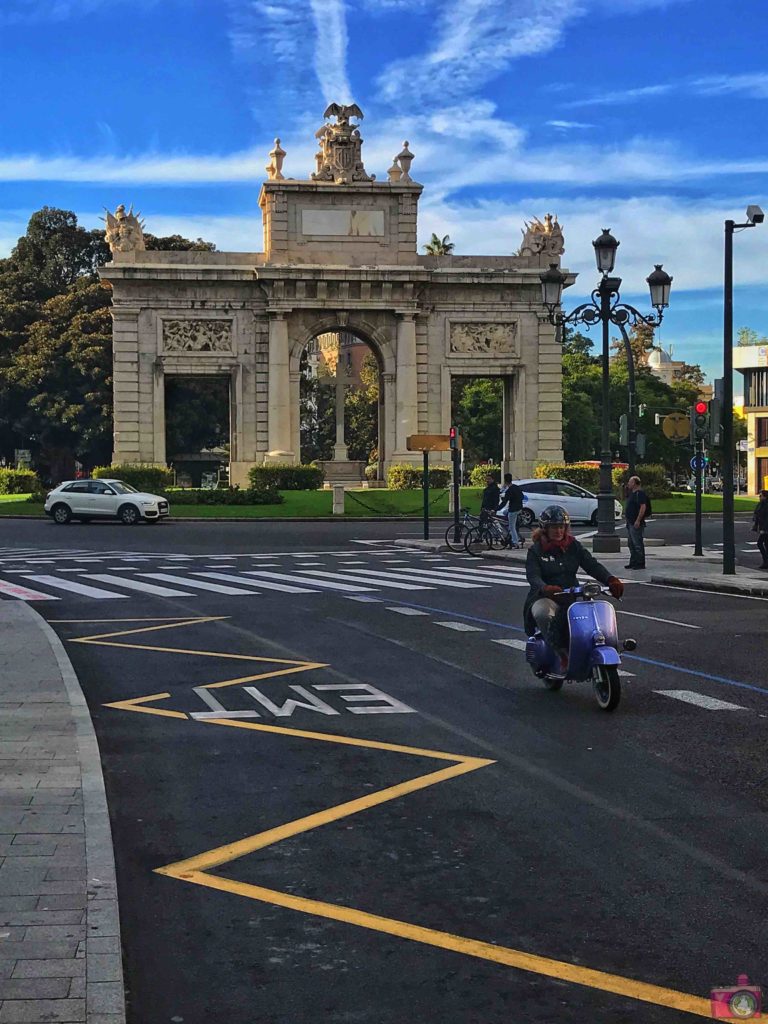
top-left (648, 347), bottom-right (672, 366)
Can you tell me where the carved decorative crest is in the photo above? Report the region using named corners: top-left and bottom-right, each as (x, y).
top-left (518, 213), bottom-right (564, 257)
top-left (103, 204), bottom-right (145, 253)
top-left (163, 320), bottom-right (233, 353)
top-left (312, 103), bottom-right (374, 184)
top-left (449, 322), bottom-right (517, 355)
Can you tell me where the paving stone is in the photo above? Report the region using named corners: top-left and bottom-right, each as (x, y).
top-left (0, 928), bottom-right (26, 942)
top-left (0, 996), bottom-right (86, 1021)
top-left (0, 912), bottom-right (83, 928)
top-left (17, 927), bottom-right (85, 944)
top-left (0, 977), bottom-right (71, 999)
top-left (85, 937), bottom-right (118, 956)
top-left (34, 897), bottom-right (85, 913)
top-left (86, 956), bottom-right (121, 984)
top-left (87, 982), bottom-right (123, 1014)
top-left (0, 940), bottom-right (79, 961)
top-left (44, 869), bottom-right (84, 883)
top-left (11, 960), bottom-right (84, 980)
top-left (67, 977), bottom-right (85, 999)
top-left (86, 904), bottom-right (118, 938)
top-left (0, 901), bottom-right (36, 914)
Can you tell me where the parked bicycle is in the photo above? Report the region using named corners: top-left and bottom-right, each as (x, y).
top-left (443, 508), bottom-right (483, 552)
top-left (465, 509), bottom-right (514, 556)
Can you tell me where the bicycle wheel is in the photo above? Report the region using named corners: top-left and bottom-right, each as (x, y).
top-left (487, 526), bottom-right (510, 549)
top-left (444, 522), bottom-right (472, 552)
top-left (464, 527), bottom-right (492, 557)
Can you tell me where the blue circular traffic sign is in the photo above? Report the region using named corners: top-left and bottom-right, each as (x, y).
top-left (690, 454), bottom-right (707, 470)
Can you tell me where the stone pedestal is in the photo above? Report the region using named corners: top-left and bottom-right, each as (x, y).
top-left (332, 484), bottom-right (345, 515)
top-left (319, 460), bottom-right (366, 487)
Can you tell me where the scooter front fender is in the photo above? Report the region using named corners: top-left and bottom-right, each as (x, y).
top-left (590, 647), bottom-right (621, 667)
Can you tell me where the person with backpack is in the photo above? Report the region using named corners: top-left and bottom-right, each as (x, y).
top-left (624, 475), bottom-right (651, 570)
top-left (498, 473), bottom-right (524, 548)
top-left (751, 489), bottom-right (768, 569)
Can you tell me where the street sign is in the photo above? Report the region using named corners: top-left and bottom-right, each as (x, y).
top-left (737, 439), bottom-right (749, 452)
top-left (662, 412), bottom-right (690, 442)
top-left (406, 433), bottom-right (461, 451)
top-left (690, 454), bottom-right (707, 470)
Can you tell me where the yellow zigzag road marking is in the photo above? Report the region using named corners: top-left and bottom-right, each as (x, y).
top-left (79, 616), bottom-right (711, 1018)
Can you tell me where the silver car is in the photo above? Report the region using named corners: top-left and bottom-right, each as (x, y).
top-left (515, 478), bottom-right (623, 527)
top-left (44, 479), bottom-right (170, 525)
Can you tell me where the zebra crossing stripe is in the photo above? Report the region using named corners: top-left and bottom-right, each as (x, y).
top-left (21, 575), bottom-right (128, 600)
top-left (139, 573), bottom-right (261, 595)
top-left (242, 570), bottom-right (372, 593)
top-left (491, 638), bottom-right (528, 651)
top-left (87, 574), bottom-right (194, 598)
top-left (335, 568), bottom-right (485, 589)
top-left (195, 572), bottom-right (317, 594)
top-left (0, 578), bottom-right (60, 601)
top-left (297, 570), bottom-right (434, 591)
top-left (386, 566), bottom-right (528, 587)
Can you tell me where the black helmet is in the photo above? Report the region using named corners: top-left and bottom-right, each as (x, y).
top-left (539, 504), bottom-right (570, 527)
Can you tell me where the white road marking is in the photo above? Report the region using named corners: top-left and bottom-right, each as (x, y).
top-left (637, 582), bottom-right (768, 602)
top-left (139, 574), bottom-right (261, 595)
top-left (299, 570), bottom-right (433, 591)
top-left (435, 621), bottom-right (485, 632)
top-left (654, 690), bottom-right (747, 711)
top-left (617, 610), bottom-right (701, 629)
top-left (197, 572), bottom-right (317, 594)
top-left (491, 637), bottom-right (527, 650)
top-left (242, 570), bottom-right (373, 593)
top-left (22, 575), bottom-right (127, 599)
top-left (87, 574), bottom-right (193, 597)
top-left (338, 568), bottom-right (485, 589)
top-left (345, 595), bottom-right (381, 602)
top-left (388, 607), bottom-right (429, 616)
top-left (0, 579), bottom-right (60, 601)
top-left (401, 566), bottom-right (528, 587)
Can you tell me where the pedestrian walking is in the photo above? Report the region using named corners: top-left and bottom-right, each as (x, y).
top-left (498, 473), bottom-right (524, 547)
top-left (752, 489), bottom-right (768, 569)
top-left (624, 475), bottom-right (650, 570)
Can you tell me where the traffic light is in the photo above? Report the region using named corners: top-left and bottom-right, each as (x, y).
top-left (619, 414), bottom-right (628, 446)
top-left (449, 426), bottom-right (458, 450)
top-left (638, 404), bottom-right (647, 417)
top-left (691, 400), bottom-right (709, 443)
top-left (708, 398), bottom-right (722, 445)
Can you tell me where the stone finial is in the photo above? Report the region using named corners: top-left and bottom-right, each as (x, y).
top-left (396, 141), bottom-right (414, 182)
top-left (311, 103), bottom-right (374, 184)
top-left (103, 203), bottom-right (145, 253)
top-left (387, 157), bottom-right (402, 183)
top-left (518, 214), bottom-right (564, 257)
top-left (266, 138), bottom-right (286, 181)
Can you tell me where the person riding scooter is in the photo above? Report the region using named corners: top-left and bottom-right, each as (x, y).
top-left (524, 505), bottom-right (624, 663)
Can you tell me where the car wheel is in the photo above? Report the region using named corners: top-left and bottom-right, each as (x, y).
top-left (118, 503), bottom-right (141, 526)
top-left (519, 508), bottom-right (535, 528)
top-left (590, 509), bottom-right (599, 526)
top-left (51, 503), bottom-right (72, 525)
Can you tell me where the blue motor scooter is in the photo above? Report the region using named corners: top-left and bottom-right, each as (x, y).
top-left (525, 582), bottom-right (636, 711)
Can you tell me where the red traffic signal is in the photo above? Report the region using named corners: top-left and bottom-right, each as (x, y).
top-left (694, 401), bottom-right (707, 415)
top-left (449, 426), bottom-right (458, 450)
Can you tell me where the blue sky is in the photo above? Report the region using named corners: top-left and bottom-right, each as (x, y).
top-left (1, 0), bottom-right (766, 386)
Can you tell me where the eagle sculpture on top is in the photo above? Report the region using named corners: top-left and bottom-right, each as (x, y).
top-left (323, 103), bottom-right (364, 126)
top-left (313, 103), bottom-right (373, 183)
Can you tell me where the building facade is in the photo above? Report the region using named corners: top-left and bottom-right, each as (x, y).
top-left (735, 344), bottom-right (768, 493)
top-left (100, 106), bottom-right (571, 486)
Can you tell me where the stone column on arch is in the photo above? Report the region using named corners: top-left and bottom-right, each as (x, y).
top-left (111, 305), bottom-right (144, 464)
top-left (381, 372), bottom-right (397, 475)
top-left (394, 312), bottom-right (419, 458)
top-left (151, 359), bottom-right (166, 465)
top-left (266, 312), bottom-right (295, 462)
top-left (536, 317), bottom-right (564, 463)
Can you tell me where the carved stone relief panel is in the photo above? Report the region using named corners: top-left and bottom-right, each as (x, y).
top-left (162, 319), bottom-right (233, 353)
top-left (448, 321), bottom-right (518, 356)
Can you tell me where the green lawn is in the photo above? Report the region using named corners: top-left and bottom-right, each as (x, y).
top-left (0, 488), bottom-right (757, 520)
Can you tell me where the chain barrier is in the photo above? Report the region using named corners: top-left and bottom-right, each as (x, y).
top-left (344, 488), bottom-right (450, 518)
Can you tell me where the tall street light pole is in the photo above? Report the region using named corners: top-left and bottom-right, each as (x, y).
top-left (723, 205), bottom-right (764, 575)
top-left (540, 232), bottom-right (672, 554)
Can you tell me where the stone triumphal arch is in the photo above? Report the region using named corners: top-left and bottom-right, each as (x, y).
top-left (101, 105), bottom-right (570, 486)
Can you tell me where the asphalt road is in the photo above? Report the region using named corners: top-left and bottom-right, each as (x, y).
top-left (1, 519), bottom-right (766, 1023)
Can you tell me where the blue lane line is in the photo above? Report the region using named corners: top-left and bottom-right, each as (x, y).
top-left (382, 597), bottom-right (768, 699)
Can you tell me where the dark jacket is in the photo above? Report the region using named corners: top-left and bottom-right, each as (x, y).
top-left (523, 533), bottom-right (614, 634)
top-left (481, 482), bottom-right (501, 511)
top-left (502, 482), bottom-right (524, 512)
top-left (753, 500), bottom-right (768, 533)
top-left (625, 487), bottom-right (649, 526)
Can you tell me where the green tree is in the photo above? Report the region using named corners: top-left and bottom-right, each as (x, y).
top-left (423, 233), bottom-right (454, 255)
top-left (452, 377), bottom-right (503, 464)
top-left (345, 353), bottom-right (379, 462)
top-left (737, 326), bottom-right (768, 347)
top-left (165, 379), bottom-right (230, 457)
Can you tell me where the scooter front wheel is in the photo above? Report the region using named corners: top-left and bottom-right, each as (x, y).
top-left (543, 676), bottom-right (563, 691)
top-left (593, 665), bottom-right (621, 711)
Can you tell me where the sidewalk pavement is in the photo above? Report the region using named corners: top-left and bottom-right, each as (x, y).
top-left (0, 602), bottom-right (125, 1024)
top-left (396, 538), bottom-right (768, 596)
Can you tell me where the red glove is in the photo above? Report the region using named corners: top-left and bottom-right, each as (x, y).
top-left (607, 577), bottom-right (624, 599)
top-left (541, 585), bottom-right (563, 598)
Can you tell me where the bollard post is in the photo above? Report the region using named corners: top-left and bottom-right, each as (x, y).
top-left (332, 483), bottom-right (345, 516)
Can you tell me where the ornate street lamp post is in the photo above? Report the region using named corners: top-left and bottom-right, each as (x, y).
top-left (540, 233), bottom-right (672, 553)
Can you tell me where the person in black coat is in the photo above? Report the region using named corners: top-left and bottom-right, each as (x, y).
top-left (752, 489), bottom-right (768, 569)
top-left (480, 473), bottom-right (500, 514)
top-left (524, 505), bottom-right (624, 655)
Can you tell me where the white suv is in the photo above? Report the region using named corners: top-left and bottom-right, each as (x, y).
top-left (515, 478), bottom-right (623, 527)
top-left (44, 479), bottom-right (170, 525)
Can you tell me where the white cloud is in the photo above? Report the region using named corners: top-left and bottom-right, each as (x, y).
top-left (309, 0), bottom-right (352, 103)
top-left (564, 83), bottom-right (674, 107)
top-left (691, 73), bottom-right (768, 99)
top-left (566, 72), bottom-right (768, 108)
top-left (546, 120), bottom-right (596, 130)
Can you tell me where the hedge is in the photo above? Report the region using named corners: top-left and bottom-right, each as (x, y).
top-left (534, 462), bottom-right (672, 499)
top-left (163, 487), bottom-right (282, 506)
top-left (0, 468), bottom-right (40, 494)
top-left (93, 464), bottom-right (175, 492)
top-left (364, 463), bottom-right (379, 481)
top-left (469, 464), bottom-right (501, 487)
top-left (248, 464), bottom-right (324, 491)
top-left (386, 463), bottom-right (451, 490)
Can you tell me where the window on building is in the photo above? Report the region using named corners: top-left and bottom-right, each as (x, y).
top-left (757, 418), bottom-right (768, 447)
top-left (744, 369), bottom-right (768, 408)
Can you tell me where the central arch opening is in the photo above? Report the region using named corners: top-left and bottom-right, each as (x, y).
top-left (165, 375), bottom-right (231, 487)
top-left (299, 329), bottom-right (382, 481)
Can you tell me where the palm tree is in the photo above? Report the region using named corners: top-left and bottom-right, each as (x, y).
top-left (423, 233), bottom-right (455, 256)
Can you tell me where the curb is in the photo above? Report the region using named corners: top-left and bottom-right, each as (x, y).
top-left (0, 514), bottom-right (458, 524)
top-left (24, 606), bottom-right (127, 1024)
top-left (649, 575), bottom-right (768, 597)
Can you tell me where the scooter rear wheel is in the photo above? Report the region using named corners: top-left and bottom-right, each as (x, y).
top-left (593, 665), bottom-right (621, 711)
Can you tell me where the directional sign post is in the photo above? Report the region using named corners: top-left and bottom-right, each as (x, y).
top-left (407, 434), bottom-right (463, 541)
top-left (663, 412), bottom-right (690, 443)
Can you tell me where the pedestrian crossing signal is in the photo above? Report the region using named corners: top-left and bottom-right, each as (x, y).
top-left (449, 426), bottom-right (458, 450)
